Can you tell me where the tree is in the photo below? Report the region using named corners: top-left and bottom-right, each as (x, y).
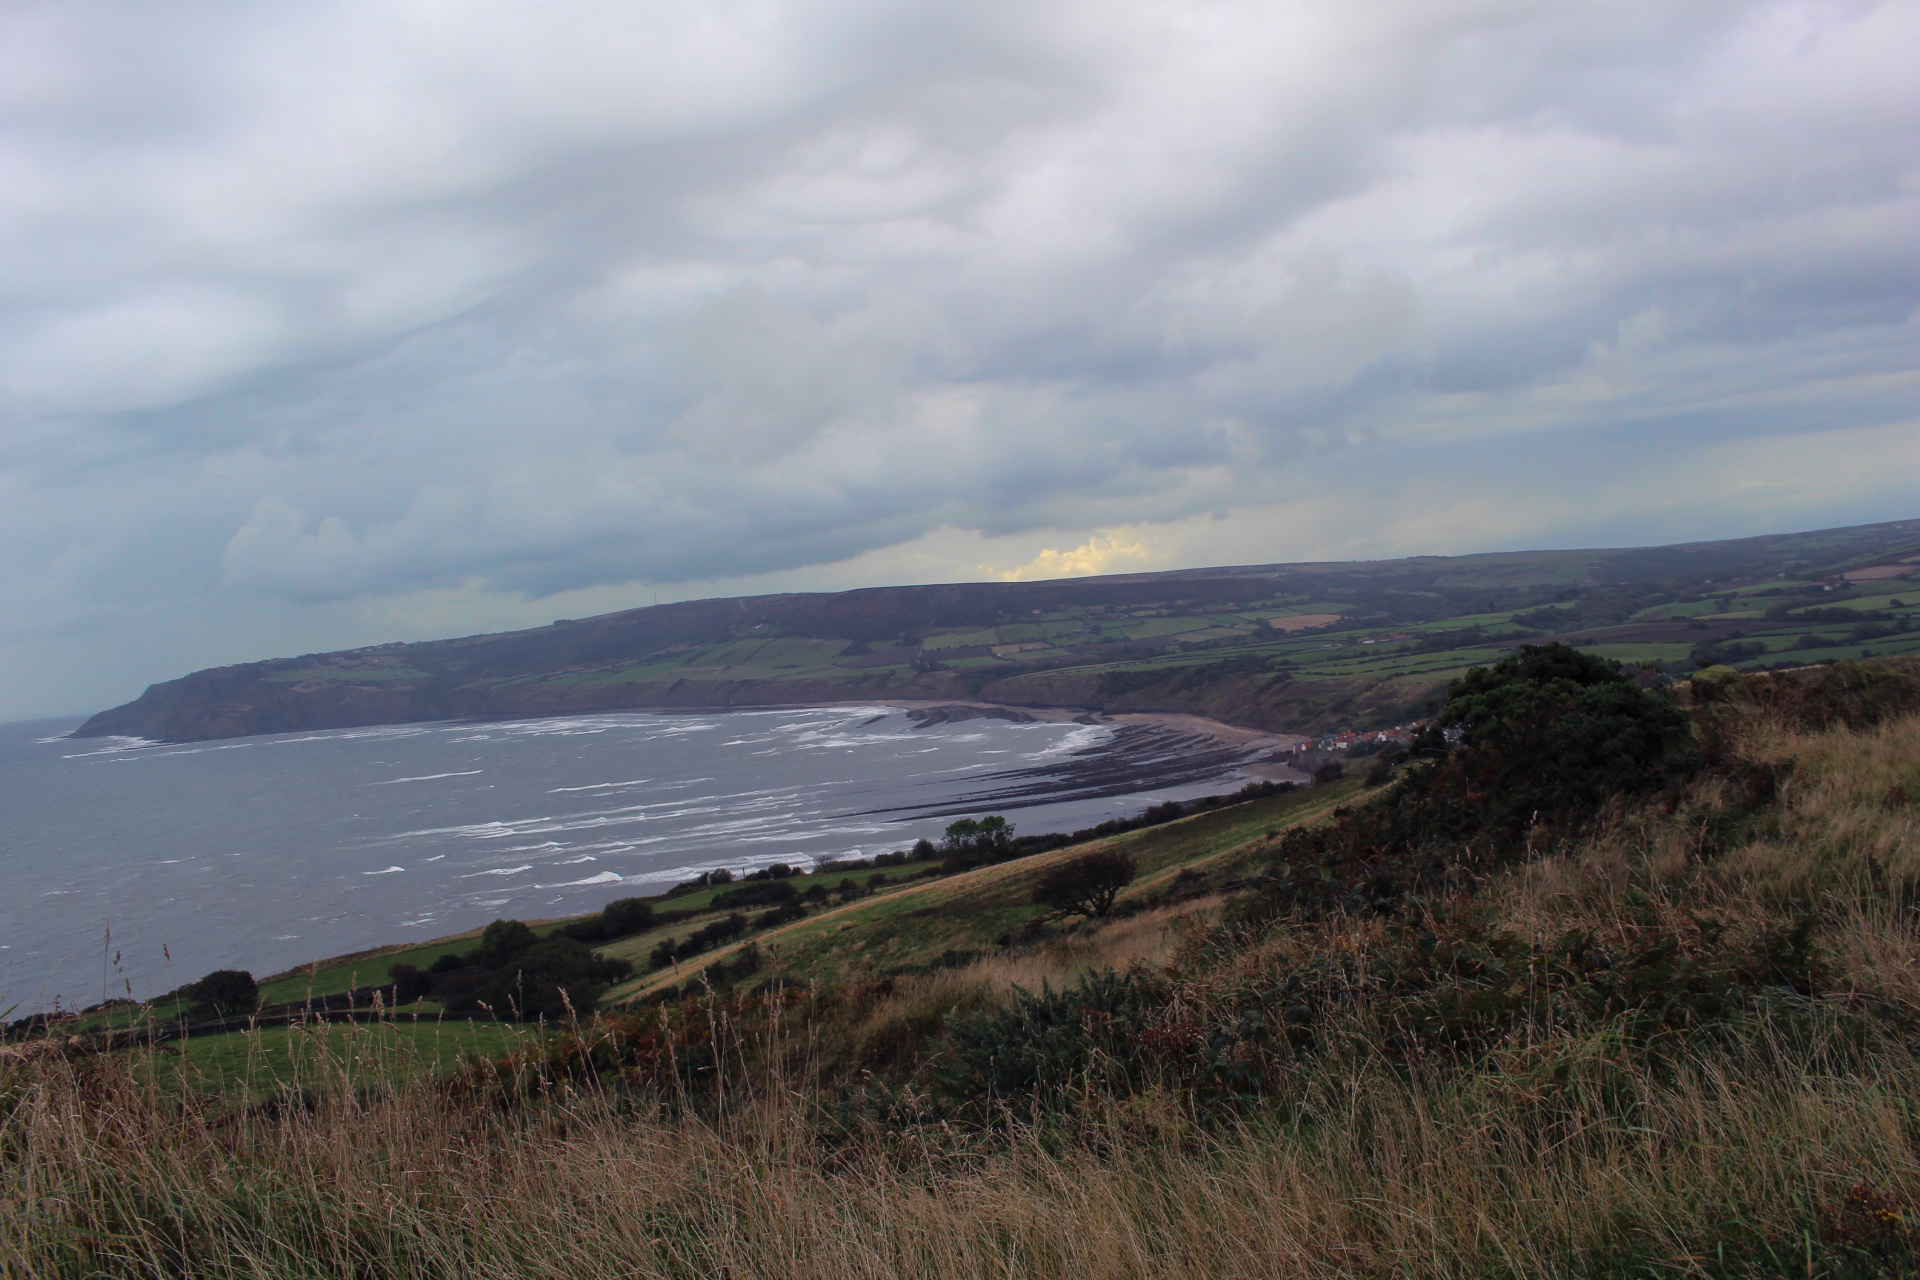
top-left (188, 969), bottom-right (258, 1018)
top-left (469, 919), bottom-right (538, 968)
top-left (940, 815), bottom-right (1014, 868)
top-left (1031, 850), bottom-right (1137, 920)
top-left (488, 937), bottom-right (633, 1022)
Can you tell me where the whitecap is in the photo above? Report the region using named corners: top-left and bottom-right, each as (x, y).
top-left (542, 870), bottom-right (625, 887)
top-left (363, 866), bottom-right (405, 875)
top-left (457, 865), bottom-right (533, 878)
top-left (373, 770), bottom-right (482, 785)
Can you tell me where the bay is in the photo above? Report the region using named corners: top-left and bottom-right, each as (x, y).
top-left (0, 706), bottom-right (1250, 1012)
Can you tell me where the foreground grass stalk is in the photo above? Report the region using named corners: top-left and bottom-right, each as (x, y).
top-left (6, 1015), bottom-right (1918, 1278)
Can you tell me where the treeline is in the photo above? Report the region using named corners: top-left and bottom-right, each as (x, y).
top-left (388, 915), bottom-right (641, 1020)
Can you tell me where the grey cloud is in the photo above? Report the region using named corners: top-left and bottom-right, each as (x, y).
top-left (2, 0), bottom-right (1916, 714)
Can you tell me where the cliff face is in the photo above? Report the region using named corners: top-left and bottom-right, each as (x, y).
top-left (73, 669), bottom-right (438, 742)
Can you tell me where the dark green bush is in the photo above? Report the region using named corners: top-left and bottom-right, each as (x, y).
top-left (388, 963), bottom-right (431, 1003)
top-left (1031, 850), bottom-right (1137, 919)
top-left (709, 880), bottom-right (797, 911)
top-left (647, 912), bottom-right (749, 970)
top-left (469, 919), bottom-right (538, 968)
top-left (560, 897), bottom-right (656, 942)
top-left (1421, 642), bottom-right (1696, 831)
top-left (1243, 644), bottom-right (1699, 925)
top-left (944, 971), bottom-right (1150, 1099)
top-left (187, 969), bottom-right (258, 1019)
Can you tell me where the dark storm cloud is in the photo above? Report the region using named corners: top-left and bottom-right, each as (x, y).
top-left (1, 0), bottom-right (1915, 715)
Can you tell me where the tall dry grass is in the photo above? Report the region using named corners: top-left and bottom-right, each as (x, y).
top-left (6, 1009), bottom-right (1916, 1278)
top-left (1482, 709), bottom-right (1920, 1015)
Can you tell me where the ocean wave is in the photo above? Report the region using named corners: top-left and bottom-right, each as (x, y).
top-left (44, 732), bottom-right (162, 751)
top-left (1022, 723), bottom-right (1113, 759)
top-left (373, 770), bottom-right (483, 785)
top-left (362, 866), bottom-right (405, 875)
top-left (457, 865), bottom-right (532, 878)
top-left (541, 870), bottom-right (624, 887)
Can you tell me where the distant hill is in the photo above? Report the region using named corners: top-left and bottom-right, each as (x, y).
top-left (76, 518), bottom-right (1920, 743)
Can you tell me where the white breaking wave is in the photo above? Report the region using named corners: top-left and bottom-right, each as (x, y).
top-left (374, 770), bottom-right (483, 785)
top-left (542, 870), bottom-right (624, 887)
top-left (363, 866), bottom-right (404, 875)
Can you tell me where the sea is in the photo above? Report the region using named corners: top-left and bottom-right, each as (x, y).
top-left (0, 706), bottom-right (1255, 1013)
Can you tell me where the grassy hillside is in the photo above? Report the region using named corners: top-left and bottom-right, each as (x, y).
top-left (11, 653), bottom-right (1920, 1277)
top-left (74, 517), bottom-right (1919, 742)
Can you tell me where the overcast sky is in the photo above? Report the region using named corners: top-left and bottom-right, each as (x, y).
top-left (2, 0), bottom-right (1915, 720)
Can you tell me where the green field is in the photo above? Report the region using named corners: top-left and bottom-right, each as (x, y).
top-left (614, 781), bottom-right (1360, 1000)
top-left (156, 1018), bottom-right (529, 1100)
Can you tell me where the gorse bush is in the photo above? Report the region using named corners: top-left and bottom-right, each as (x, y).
top-left (1243, 644), bottom-right (1699, 923)
top-left (1415, 641), bottom-right (1697, 832)
top-left (944, 971), bottom-right (1150, 1099)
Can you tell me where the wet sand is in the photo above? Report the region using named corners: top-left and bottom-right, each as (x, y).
top-left (653, 696), bottom-right (1317, 804)
top-left (856, 701), bottom-right (1315, 813)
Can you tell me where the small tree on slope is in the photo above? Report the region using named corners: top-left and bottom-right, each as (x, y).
top-left (1032, 850), bottom-right (1138, 920)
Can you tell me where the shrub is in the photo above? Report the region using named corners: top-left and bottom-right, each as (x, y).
top-left (754, 902), bottom-right (807, 930)
top-left (1031, 850), bottom-right (1137, 919)
top-left (388, 963), bottom-right (432, 1003)
top-left (559, 897), bottom-right (655, 942)
top-left (944, 971), bottom-right (1149, 1099)
top-left (604, 897), bottom-right (657, 937)
top-left (484, 938), bottom-right (630, 1022)
top-left (1420, 641), bottom-right (1696, 833)
top-left (1244, 643), bottom-right (1699, 924)
top-left (427, 952), bottom-right (466, 975)
top-left (709, 880), bottom-right (797, 911)
top-left (469, 919), bottom-right (539, 968)
top-left (647, 913), bottom-right (750, 969)
top-left (433, 971), bottom-right (493, 1014)
top-left (187, 969), bottom-right (258, 1019)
